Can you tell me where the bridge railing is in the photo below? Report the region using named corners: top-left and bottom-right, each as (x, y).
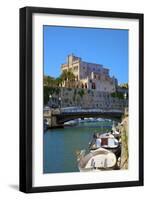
top-left (60, 108), bottom-right (123, 113)
top-left (43, 106), bottom-right (124, 115)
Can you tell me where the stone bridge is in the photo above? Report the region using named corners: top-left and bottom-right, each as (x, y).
top-left (44, 108), bottom-right (124, 128)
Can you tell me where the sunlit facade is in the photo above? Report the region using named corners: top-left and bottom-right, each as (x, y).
top-left (61, 54), bottom-right (118, 92)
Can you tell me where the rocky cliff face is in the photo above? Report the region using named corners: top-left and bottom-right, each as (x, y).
top-left (119, 116), bottom-right (129, 169)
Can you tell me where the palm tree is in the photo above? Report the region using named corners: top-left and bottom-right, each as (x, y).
top-left (56, 77), bottom-right (62, 87)
top-left (44, 76), bottom-right (53, 86)
top-left (60, 70), bottom-right (75, 88)
top-left (47, 76), bottom-right (56, 87)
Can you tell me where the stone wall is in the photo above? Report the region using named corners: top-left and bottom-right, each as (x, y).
top-left (45, 87), bottom-right (128, 110)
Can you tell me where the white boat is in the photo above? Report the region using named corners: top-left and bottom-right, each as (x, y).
top-left (77, 148), bottom-right (117, 172)
top-left (100, 133), bottom-right (119, 148)
top-left (89, 133), bottom-right (119, 150)
top-left (64, 120), bottom-right (78, 125)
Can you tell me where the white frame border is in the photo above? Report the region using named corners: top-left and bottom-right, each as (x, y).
top-left (32, 13), bottom-right (139, 187)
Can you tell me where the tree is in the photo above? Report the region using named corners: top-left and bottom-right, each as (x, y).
top-left (120, 83), bottom-right (128, 89)
top-left (55, 77), bottom-right (62, 87)
top-left (60, 70), bottom-right (75, 88)
top-left (44, 75), bottom-right (57, 87)
top-left (44, 70), bottom-right (76, 88)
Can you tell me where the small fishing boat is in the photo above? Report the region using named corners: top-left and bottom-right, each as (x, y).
top-left (89, 132), bottom-right (121, 158)
top-left (77, 148), bottom-right (117, 172)
top-left (100, 133), bottom-right (119, 148)
top-left (90, 133), bottom-right (119, 148)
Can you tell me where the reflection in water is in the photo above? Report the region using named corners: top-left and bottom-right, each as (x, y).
top-left (43, 121), bottom-right (112, 173)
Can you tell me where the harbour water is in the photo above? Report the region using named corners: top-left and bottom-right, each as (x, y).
top-left (43, 120), bottom-right (113, 173)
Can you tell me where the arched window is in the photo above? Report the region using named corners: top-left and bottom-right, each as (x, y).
top-left (85, 83), bottom-right (87, 88)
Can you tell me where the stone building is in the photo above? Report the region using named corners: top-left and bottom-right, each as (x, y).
top-left (61, 54), bottom-right (118, 92)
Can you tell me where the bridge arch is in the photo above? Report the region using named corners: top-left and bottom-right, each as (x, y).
top-left (57, 111), bottom-right (122, 124)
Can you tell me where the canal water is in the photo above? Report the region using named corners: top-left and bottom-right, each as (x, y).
top-left (43, 120), bottom-right (113, 173)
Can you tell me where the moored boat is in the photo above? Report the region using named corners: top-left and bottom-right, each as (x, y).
top-left (90, 132), bottom-right (119, 147)
top-left (77, 148), bottom-right (117, 172)
top-left (89, 132), bottom-right (121, 157)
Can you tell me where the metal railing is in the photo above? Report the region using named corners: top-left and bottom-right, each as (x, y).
top-left (44, 106), bottom-right (124, 115)
top-left (60, 108), bottom-right (123, 113)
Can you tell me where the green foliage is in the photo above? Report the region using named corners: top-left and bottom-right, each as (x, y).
top-left (60, 70), bottom-right (75, 88)
top-left (111, 92), bottom-right (124, 99)
top-left (78, 89), bottom-right (85, 98)
top-left (44, 86), bottom-right (49, 105)
top-left (119, 83), bottom-right (128, 89)
top-left (44, 70), bottom-right (76, 89)
top-left (44, 75), bottom-right (63, 87)
top-left (60, 70), bottom-right (75, 81)
top-left (43, 86), bottom-right (60, 105)
top-left (44, 75), bottom-right (57, 87)
top-left (73, 89), bottom-right (77, 101)
top-left (74, 89), bottom-right (77, 95)
top-left (56, 77), bottom-right (62, 86)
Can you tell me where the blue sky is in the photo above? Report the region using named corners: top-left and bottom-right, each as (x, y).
top-left (44, 26), bottom-right (128, 84)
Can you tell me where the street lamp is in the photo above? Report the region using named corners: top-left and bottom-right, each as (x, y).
top-left (123, 92), bottom-right (127, 109)
top-left (124, 92), bottom-right (127, 100)
top-left (48, 94), bottom-right (52, 107)
top-left (59, 97), bottom-right (61, 108)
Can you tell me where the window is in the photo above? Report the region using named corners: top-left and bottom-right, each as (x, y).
top-left (92, 82), bottom-right (96, 89)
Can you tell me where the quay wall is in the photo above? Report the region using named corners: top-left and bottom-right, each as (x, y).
top-left (44, 87), bottom-right (128, 110)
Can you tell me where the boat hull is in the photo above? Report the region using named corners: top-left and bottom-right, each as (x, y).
top-left (78, 148), bottom-right (117, 172)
